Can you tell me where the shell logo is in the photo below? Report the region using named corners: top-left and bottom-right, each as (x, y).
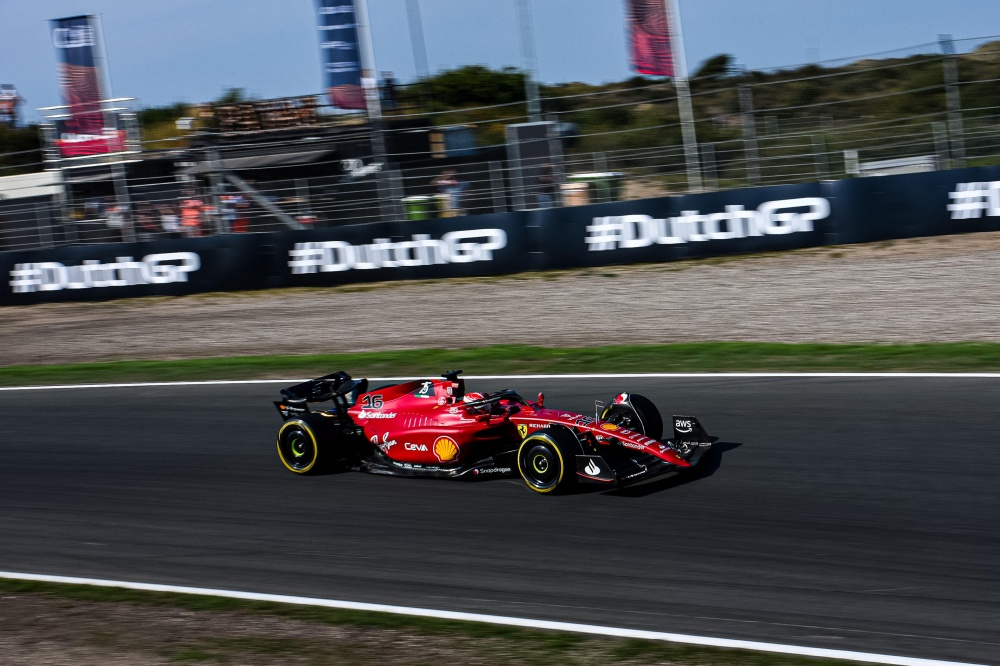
top-left (433, 436), bottom-right (460, 462)
top-left (600, 422), bottom-right (620, 432)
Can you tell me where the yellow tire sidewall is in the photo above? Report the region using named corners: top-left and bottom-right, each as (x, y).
top-left (517, 432), bottom-right (565, 493)
top-left (277, 420), bottom-right (319, 474)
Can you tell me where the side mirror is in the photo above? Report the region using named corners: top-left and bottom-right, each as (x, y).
top-left (536, 392), bottom-right (545, 407)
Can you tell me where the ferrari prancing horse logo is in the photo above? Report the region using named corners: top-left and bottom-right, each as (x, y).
top-left (517, 424), bottom-right (528, 439)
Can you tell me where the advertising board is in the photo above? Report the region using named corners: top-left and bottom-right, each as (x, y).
top-left (6, 167), bottom-right (1000, 305)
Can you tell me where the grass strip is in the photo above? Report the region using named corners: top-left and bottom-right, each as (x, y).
top-left (0, 578), bottom-right (871, 665)
top-left (4, 343), bottom-right (1000, 387)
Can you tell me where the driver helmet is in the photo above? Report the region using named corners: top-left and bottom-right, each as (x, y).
top-left (463, 392), bottom-right (484, 403)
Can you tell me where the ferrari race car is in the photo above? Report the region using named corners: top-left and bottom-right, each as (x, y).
top-left (273, 370), bottom-right (714, 493)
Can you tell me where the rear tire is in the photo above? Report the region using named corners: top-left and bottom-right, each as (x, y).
top-left (276, 420), bottom-right (323, 474)
top-left (517, 427), bottom-right (578, 494)
top-left (601, 393), bottom-right (663, 440)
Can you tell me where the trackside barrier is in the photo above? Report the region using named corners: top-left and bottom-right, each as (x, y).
top-left (3, 166), bottom-right (1000, 305)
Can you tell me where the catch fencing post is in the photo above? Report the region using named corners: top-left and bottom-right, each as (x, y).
top-left (385, 168), bottom-right (407, 221)
top-left (940, 34), bottom-right (966, 169)
top-left (664, 0), bottom-right (702, 193)
top-left (701, 142), bottom-right (718, 191)
top-left (489, 161), bottom-right (507, 213)
top-left (932, 121), bottom-right (949, 169)
top-left (593, 152), bottom-right (608, 174)
top-left (813, 134), bottom-right (829, 179)
top-left (111, 159), bottom-right (135, 242)
top-left (295, 179), bottom-right (312, 218)
top-left (738, 68), bottom-right (761, 186)
top-left (206, 147), bottom-right (226, 234)
top-left (517, 0), bottom-right (542, 123)
top-left (35, 202), bottom-right (55, 249)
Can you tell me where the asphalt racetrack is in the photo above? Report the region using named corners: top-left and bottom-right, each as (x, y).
top-left (0, 377), bottom-right (997, 664)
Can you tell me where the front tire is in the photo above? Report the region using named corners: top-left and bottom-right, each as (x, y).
top-left (517, 427), bottom-right (578, 494)
top-left (276, 420), bottom-right (322, 474)
top-left (601, 393), bottom-right (663, 440)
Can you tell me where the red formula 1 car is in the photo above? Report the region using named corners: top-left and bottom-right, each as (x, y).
top-left (273, 370), bottom-right (714, 493)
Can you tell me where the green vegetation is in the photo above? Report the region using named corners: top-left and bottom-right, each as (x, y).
top-left (136, 88), bottom-right (255, 151)
top-left (0, 578), bottom-right (872, 665)
top-left (392, 40), bottom-right (1000, 178)
top-left (8, 41), bottom-right (997, 175)
top-left (422, 65), bottom-right (527, 108)
top-left (3, 342), bottom-right (1000, 387)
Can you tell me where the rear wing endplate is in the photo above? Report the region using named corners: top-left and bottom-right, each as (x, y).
top-left (280, 371), bottom-right (368, 404)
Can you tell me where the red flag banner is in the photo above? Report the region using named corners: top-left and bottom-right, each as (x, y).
top-left (50, 15), bottom-right (125, 157)
top-left (626, 0), bottom-right (674, 77)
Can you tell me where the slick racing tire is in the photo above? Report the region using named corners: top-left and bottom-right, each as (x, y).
top-left (276, 420), bottom-right (323, 474)
top-left (601, 393), bottom-right (663, 441)
top-left (517, 427), bottom-right (578, 494)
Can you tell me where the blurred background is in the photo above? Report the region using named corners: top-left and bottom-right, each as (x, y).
top-left (0, 0), bottom-right (997, 252)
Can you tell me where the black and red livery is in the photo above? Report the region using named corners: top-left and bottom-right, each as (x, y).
top-left (274, 370), bottom-right (713, 493)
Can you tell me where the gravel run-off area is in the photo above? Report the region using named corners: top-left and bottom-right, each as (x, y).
top-left (2, 232), bottom-right (1000, 366)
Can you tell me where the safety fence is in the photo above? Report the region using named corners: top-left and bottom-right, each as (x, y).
top-left (1, 36), bottom-right (999, 253)
top-left (4, 164), bottom-right (999, 305)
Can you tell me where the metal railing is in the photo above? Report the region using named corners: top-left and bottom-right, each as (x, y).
top-left (2, 37), bottom-right (1000, 252)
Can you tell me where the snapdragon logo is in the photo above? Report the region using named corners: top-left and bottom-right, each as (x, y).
top-left (586, 197), bottom-right (830, 251)
top-left (289, 230), bottom-right (507, 274)
top-left (9, 252), bottom-right (200, 294)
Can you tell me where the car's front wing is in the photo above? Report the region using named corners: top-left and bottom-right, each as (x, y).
top-left (575, 443), bottom-right (712, 488)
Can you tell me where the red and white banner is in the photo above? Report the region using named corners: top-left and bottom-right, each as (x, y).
top-left (50, 15), bottom-right (124, 157)
top-left (625, 0), bottom-right (675, 77)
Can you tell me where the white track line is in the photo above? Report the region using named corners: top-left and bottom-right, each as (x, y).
top-left (0, 572), bottom-right (984, 666)
top-left (3, 373), bottom-right (1000, 391)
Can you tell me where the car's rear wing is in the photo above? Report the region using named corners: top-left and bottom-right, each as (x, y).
top-left (275, 371), bottom-right (369, 421)
top-left (279, 371), bottom-right (368, 404)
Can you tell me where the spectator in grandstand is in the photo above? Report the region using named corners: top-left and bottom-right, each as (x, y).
top-left (105, 204), bottom-right (126, 241)
top-left (431, 169), bottom-right (469, 217)
top-left (158, 204), bottom-right (181, 238)
top-left (202, 203), bottom-right (219, 235)
top-left (535, 163), bottom-right (558, 209)
top-left (136, 202), bottom-right (160, 240)
top-left (180, 197), bottom-right (204, 237)
top-left (219, 194), bottom-right (236, 232)
top-left (232, 196), bottom-right (250, 233)
top-left (83, 197), bottom-right (102, 220)
top-left (379, 72), bottom-right (399, 111)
